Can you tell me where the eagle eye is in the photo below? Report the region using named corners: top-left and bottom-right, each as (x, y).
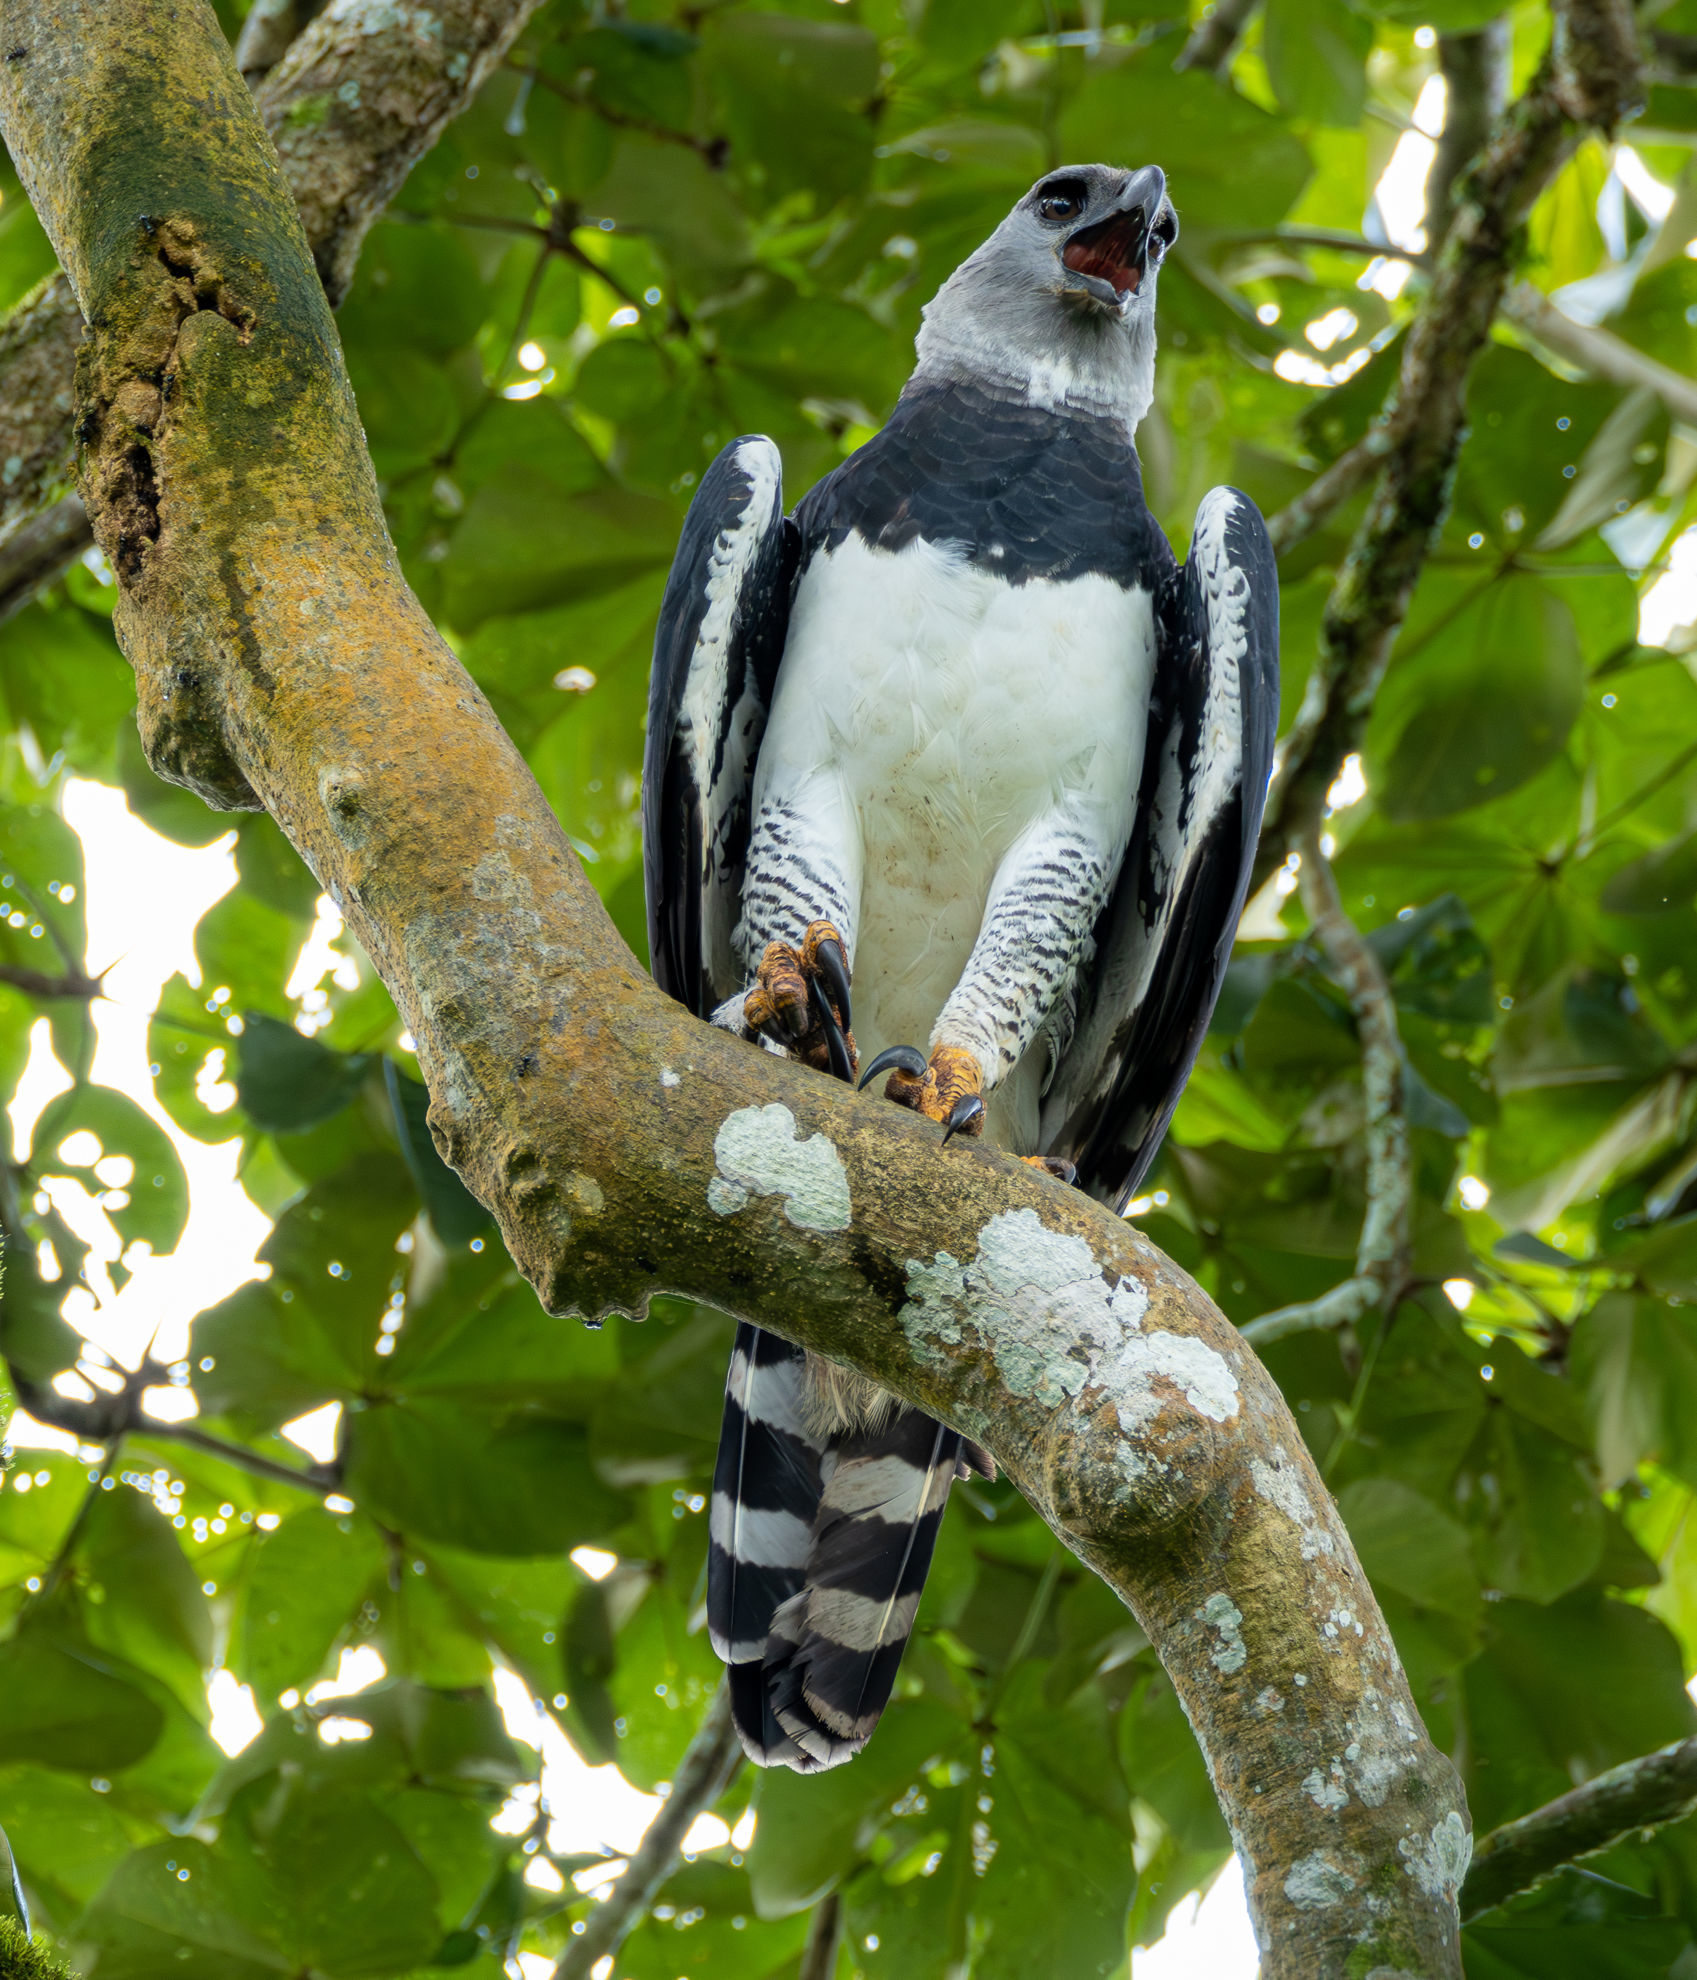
top-left (1034, 180), bottom-right (1088, 224)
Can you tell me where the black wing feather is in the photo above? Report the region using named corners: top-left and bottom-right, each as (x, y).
top-left (643, 437), bottom-right (796, 1017)
top-left (1043, 485), bottom-right (1279, 1208)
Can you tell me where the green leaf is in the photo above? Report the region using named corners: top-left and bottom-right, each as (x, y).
top-left (0, 1629), bottom-right (164, 1775)
top-left (77, 1487), bottom-right (214, 1717)
top-left (749, 1700), bottom-right (969, 1916)
top-left (1370, 574), bottom-right (1584, 820)
top-left (235, 1014), bottom-right (373, 1135)
top-left (1262, 0), bottom-right (1371, 126)
top-left (1337, 1478), bottom-right (1480, 1621)
top-left (238, 1507), bottom-right (386, 1704)
top-left (1060, 58), bottom-right (1311, 233)
top-left (384, 1061), bottom-right (490, 1247)
top-left (31, 1082), bottom-right (189, 1257)
top-left (344, 1400), bottom-right (627, 1556)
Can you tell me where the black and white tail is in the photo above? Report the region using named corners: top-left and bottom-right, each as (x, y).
top-left (707, 1323), bottom-right (966, 1771)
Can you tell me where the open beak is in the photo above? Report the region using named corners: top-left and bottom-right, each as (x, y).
top-left (1062, 165), bottom-right (1170, 307)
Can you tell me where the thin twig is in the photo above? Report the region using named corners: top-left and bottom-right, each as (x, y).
top-left (1461, 1736), bottom-right (1697, 1920)
top-left (5, 1356), bottom-right (337, 1494)
top-left (0, 963), bottom-right (104, 1001)
top-left (1265, 426), bottom-right (1399, 561)
top-left (1241, 836), bottom-right (1410, 1348)
top-left (1501, 281), bottom-right (1697, 427)
top-left (799, 1892), bottom-right (844, 1980)
top-left (1173, 0), bottom-right (1258, 74)
top-left (552, 1682), bottom-right (743, 1980)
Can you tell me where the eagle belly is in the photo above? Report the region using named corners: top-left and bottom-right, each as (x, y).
top-left (743, 531), bottom-right (1157, 1152)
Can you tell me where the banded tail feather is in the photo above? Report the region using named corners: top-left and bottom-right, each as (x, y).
top-left (707, 1325), bottom-right (825, 1668)
top-left (708, 1328), bottom-right (969, 1771)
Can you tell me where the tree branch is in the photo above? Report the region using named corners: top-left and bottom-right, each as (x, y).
top-left (1258, 0), bottom-right (1644, 885)
top-left (1265, 428), bottom-right (1397, 562)
top-left (0, 492), bottom-right (87, 625)
top-left (1500, 279), bottom-right (1697, 427)
top-left (1460, 1737), bottom-right (1697, 1920)
top-left (0, 0), bottom-right (545, 615)
top-left (799, 1892), bottom-right (844, 1980)
top-left (552, 1685), bottom-right (742, 1980)
top-left (1430, 23), bottom-right (1512, 232)
top-left (1242, 836), bottom-right (1411, 1347)
top-left (0, 961), bottom-right (102, 1001)
top-left (234, 0), bottom-right (329, 84)
top-left (1173, 0), bottom-right (1258, 75)
top-left (262, 0), bottom-right (548, 308)
top-left (0, 5), bottom-right (1473, 1971)
top-left (4, 1354), bottom-right (338, 1494)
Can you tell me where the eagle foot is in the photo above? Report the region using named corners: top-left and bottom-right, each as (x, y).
top-left (743, 921), bottom-right (856, 1081)
top-left (860, 1042), bottom-right (985, 1141)
top-left (1021, 1154), bottom-right (1078, 1185)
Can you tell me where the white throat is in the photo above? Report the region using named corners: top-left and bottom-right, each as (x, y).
top-left (911, 279), bottom-right (1157, 434)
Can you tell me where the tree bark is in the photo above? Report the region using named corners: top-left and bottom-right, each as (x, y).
top-left (0, 2), bottom-right (1473, 1971)
top-left (1260, 0), bottom-right (1644, 882)
top-left (0, 0), bottom-right (544, 613)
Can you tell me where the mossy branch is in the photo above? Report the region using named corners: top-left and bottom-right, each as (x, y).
top-left (1461, 1736), bottom-right (1697, 1920)
top-left (1258, 0), bottom-right (1643, 883)
top-left (0, 0), bottom-right (545, 615)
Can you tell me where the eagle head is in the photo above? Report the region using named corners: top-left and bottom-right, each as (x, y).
top-left (912, 163), bottom-right (1177, 431)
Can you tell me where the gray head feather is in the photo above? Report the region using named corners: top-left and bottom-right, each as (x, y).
top-left (911, 162), bottom-right (1177, 432)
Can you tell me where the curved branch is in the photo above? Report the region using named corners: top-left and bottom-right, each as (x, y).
top-left (0, 5), bottom-right (1471, 1972)
top-left (1242, 837), bottom-right (1411, 1348)
top-left (1173, 0), bottom-right (1258, 75)
top-left (0, 0), bottom-right (545, 611)
top-left (1461, 1737), bottom-right (1697, 1920)
top-left (1259, 0), bottom-right (1644, 885)
top-left (552, 1685), bottom-right (742, 1980)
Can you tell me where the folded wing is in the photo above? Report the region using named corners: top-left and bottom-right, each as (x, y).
top-left (644, 436), bottom-right (797, 1019)
top-left (1042, 484), bottom-right (1279, 1208)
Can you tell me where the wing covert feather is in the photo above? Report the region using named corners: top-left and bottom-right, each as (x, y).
top-left (643, 436), bottom-right (796, 1017)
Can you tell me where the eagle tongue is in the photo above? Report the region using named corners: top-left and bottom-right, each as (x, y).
top-left (1062, 209), bottom-right (1147, 297)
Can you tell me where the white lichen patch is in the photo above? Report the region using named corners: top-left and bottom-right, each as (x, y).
top-left (1284, 1850), bottom-right (1358, 1910)
top-left (1302, 1765), bottom-right (1349, 1811)
top-left (660, 1067), bottom-right (681, 1088)
top-left (1254, 1687), bottom-right (1285, 1715)
top-left (564, 1172), bottom-right (604, 1217)
top-left (708, 1104), bottom-right (851, 1232)
top-left (898, 1209), bottom-right (1239, 1483)
top-left (1399, 1811), bottom-right (1471, 1901)
top-left (1248, 1447), bottom-right (1335, 1561)
top-left (1196, 1592), bottom-right (1247, 1675)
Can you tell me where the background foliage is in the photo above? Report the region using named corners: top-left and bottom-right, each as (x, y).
top-left (3, 0), bottom-right (1697, 1974)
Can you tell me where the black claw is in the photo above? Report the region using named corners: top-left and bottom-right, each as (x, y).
top-left (1041, 1156), bottom-right (1078, 1186)
top-left (809, 974), bottom-right (854, 1083)
top-left (815, 938), bottom-right (852, 1033)
top-left (858, 1044), bottom-right (928, 1092)
top-left (941, 1093), bottom-right (986, 1146)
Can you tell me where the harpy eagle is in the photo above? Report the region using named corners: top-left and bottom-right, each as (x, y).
top-left (643, 164), bottom-right (1279, 1771)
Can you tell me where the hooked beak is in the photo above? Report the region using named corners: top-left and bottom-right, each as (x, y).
top-left (1061, 165), bottom-right (1172, 309)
